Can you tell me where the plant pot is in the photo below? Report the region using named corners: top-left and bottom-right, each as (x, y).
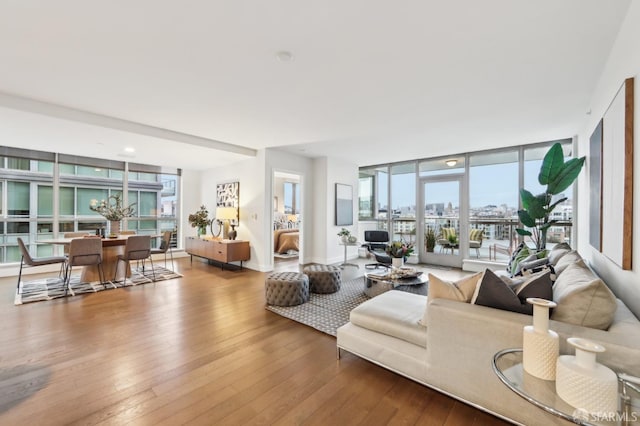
top-left (340, 235), bottom-right (349, 243)
top-left (392, 257), bottom-right (403, 268)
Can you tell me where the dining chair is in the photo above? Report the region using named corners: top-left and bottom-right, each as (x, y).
top-left (16, 237), bottom-right (67, 294)
top-left (114, 235), bottom-right (154, 285)
top-left (63, 232), bottom-right (91, 255)
top-left (65, 237), bottom-right (105, 295)
top-left (150, 230), bottom-right (174, 271)
top-left (119, 230), bottom-right (137, 235)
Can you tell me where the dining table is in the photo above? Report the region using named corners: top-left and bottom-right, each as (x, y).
top-left (44, 235), bottom-right (157, 283)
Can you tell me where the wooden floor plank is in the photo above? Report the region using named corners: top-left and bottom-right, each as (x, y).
top-left (0, 257), bottom-right (509, 425)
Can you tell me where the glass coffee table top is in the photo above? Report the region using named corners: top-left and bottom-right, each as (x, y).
top-left (364, 267), bottom-right (428, 298)
top-left (493, 349), bottom-right (640, 426)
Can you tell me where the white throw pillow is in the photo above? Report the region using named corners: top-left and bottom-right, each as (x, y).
top-left (421, 272), bottom-right (482, 326)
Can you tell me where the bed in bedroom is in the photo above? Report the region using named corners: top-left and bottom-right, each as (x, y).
top-left (274, 229), bottom-right (299, 254)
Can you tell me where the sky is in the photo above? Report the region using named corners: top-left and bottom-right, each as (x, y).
top-left (388, 161), bottom-right (572, 210)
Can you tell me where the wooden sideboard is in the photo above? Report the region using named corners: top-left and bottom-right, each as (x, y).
top-left (185, 237), bottom-right (250, 270)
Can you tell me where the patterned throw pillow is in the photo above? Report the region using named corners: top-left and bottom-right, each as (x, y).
top-left (469, 228), bottom-right (484, 242)
top-left (506, 242), bottom-right (525, 275)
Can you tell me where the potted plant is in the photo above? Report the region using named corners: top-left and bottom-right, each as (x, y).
top-left (516, 143), bottom-right (585, 251)
top-left (188, 205), bottom-right (212, 237)
top-left (386, 240), bottom-right (415, 267)
top-left (425, 227), bottom-right (436, 252)
top-left (337, 228), bottom-right (351, 243)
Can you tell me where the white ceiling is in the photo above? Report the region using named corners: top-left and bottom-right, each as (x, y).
top-left (0, 0), bottom-right (631, 170)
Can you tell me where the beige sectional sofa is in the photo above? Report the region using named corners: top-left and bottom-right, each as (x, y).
top-left (336, 248), bottom-right (640, 425)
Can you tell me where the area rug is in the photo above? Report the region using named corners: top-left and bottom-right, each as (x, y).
top-left (14, 265), bottom-right (182, 305)
top-left (266, 276), bottom-right (428, 337)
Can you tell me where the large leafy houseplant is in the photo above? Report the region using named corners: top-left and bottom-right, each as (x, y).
top-left (516, 143), bottom-right (585, 251)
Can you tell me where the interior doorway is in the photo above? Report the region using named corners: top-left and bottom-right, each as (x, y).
top-left (272, 171), bottom-right (303, 268)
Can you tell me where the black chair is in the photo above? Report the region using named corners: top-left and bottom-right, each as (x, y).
top-left (362, 230), bottom-right (392, 268)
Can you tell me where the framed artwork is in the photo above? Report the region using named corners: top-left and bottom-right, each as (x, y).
top-left (600, 77), bottom-right (634, 270)
top-left (589, 119), bottom-right (602, 251)
top-left (335, 183), bottom-right (353, 226)
top-left (216, 181), bottom-right (240, 224)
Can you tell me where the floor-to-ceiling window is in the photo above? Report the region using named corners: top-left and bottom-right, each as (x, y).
top-left (0, 147), bottom-right (181, 263)
top-left (358, 139), bottom-right (575, 266)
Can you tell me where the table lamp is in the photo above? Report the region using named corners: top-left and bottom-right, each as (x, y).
top-left (216, 207), bottom-right (238, 240)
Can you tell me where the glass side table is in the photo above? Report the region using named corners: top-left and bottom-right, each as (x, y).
top-left (493, 349), bottom-right (640, 426)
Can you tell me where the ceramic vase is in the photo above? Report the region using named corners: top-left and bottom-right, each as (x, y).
top-left (523, 298), bottom-right (559, 380)
top-left (341, 235), bottom-right (349, 243)
top-left (392, 257), bottom-right (403, 268)
top-left (109, 220), bottom-right (121, 236)
top-left (556, 337), bottom-right (618, 415)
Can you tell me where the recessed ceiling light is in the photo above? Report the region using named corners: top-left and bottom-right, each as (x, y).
top-left (275, 51), bottom-right (293, 62)
top-left (124, 147), bottom-right (135, 153)
top-left (445, 159), bottom-right (458, 167)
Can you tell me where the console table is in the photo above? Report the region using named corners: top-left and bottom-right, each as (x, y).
top-left (493, 348), bottom-right (640, 426)
top-left (185, 237), bottom-right (250, 270)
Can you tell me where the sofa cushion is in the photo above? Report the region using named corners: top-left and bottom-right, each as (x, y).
top-left (350, 290), bottom-right (428, 348)
top-left (472, 269), bottom-right (552, 315)
top-left (548, 242), bottom-right (572, 266)
top-left (427, 272), bottom-right (483, 304)
top-left (554, 250), bottom-right (583, 275)
top-left (423, 272), bottom-right (482, 326)
top-left (551, 260), bottom-right (617, 330)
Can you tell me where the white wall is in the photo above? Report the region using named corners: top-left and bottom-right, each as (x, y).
top-left (199, 151), bottom-right (267, 271)
top-left (577, 1), bottom-right (640, 318)
top-left (180, 169), bottom-right (204, 244)
top-left (312, 156), bottom-right (359, 265)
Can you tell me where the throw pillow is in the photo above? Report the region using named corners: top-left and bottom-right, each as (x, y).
top-left (548, 242), bottom-right (572, 266)
top-left (469, 228), bottom-right (484, 242)
top-left (517, 257), bottom-right (557, 282)
top-left (510, 245), bottom-right (531, 276)
top-left (506, 242), bottom-right (526, 274)
top-left (472, 269), bottom-right (552, 315)
top-left (551, 260), bottom-right (617, 330)
top-left (420, 272), bottom-right (483, 326)
top-left (554, 250), bottom-right (583, 276)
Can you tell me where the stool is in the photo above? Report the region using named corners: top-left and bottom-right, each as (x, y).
top-left (265, 272), bottom-right (309, 306)
top-left (303, 264), bottom-right (342, 294)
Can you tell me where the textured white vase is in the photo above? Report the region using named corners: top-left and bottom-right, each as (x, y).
top-left (391, 257), bottom-right (403, 268)
top-left (556, 337), bottom-right (618, 415)
top-left (523, 298), bottom-right (559, 380)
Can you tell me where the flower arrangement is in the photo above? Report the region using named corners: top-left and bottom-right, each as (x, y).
top-left (386, 240), bottom-right (415, 258)
top-left (89, 193), bottom-right (136, 221)
top-left (188, 205), bottom-right (212, 231)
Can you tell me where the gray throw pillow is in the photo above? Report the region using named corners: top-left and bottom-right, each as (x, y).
top-left (473, 269), bottom-right (553, 315)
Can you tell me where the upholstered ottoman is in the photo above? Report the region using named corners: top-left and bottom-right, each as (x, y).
top-left (303, 265), bottom-right (342, 294)
top-left (265, 272), bottom-right (310, 306)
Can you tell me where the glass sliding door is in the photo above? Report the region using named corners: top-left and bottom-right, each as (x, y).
top-left (419, 176), bottom-right (464, 267)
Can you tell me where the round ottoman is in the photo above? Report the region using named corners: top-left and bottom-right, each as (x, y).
top-left (303, 264), bottom-right (342, 294)
top-left (265, 272), bottom-right (309, 306)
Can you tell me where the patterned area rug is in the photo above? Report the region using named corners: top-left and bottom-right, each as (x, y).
top-left (14, 266), bottom-right (182, 305)
top-left (266, 276), bottom-right (428, 337)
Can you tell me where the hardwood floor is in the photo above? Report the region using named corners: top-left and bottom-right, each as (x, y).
top-left (0, 257), bottom-right (509, 425)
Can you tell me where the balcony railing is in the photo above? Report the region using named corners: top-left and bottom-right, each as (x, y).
top-left (360, 217), bottom-right (573, 264)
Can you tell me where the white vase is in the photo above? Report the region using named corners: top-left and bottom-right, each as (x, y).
top-left (556, 337), bottom-right (618, 415)
top-left (341, 235), bottom-right (349, 243)
top-left (522, 298), bottom-right (559, 380)
top-left (109, 220), bottom-right (121, 236)
top-left (392, 257), bottom-right (403, 268)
